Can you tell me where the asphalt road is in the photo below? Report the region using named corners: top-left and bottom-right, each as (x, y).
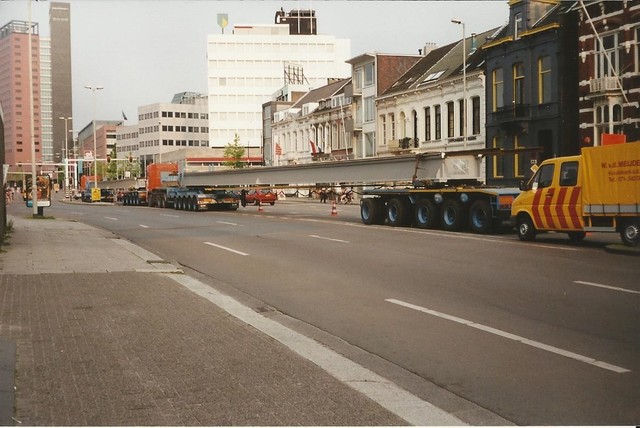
top-left (40, 198), bottom-right (640, 425)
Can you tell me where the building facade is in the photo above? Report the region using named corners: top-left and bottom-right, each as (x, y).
top-left (347, 53), bottom-right (422, 158)
top-left (206, 9), bottom-right (351, 153)
top-left (575, 1), bottom-right (640, 146)
top-left (49, 2), bottom-right (73, 164)
top-left (483, 0), bottom-right (579, 187)
top-left (0, 20), bottom-right (43, 171)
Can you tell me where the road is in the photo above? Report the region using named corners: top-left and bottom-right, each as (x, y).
top-left (27, 197), bottom-right (640, 425)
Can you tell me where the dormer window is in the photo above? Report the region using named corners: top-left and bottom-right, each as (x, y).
top-left (514, 13), bottom-right (523, 40)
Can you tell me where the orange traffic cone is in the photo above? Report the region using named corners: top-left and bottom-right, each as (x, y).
top-left (331, 201), bottom-right (337, 216)
top-left (258, 200), bottom-right (264, 212)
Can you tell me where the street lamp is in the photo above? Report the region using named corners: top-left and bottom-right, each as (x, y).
top-left (451, 18), bottom-right (467, 150)
top-left (84, 85), bottom-right (103, 189)
top-left (59, 116), bottom-right (72, 197)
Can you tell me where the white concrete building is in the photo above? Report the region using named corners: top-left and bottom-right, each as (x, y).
top-left (375, 29), bottom-right (497, 183)
top-left (206, 16), bottom-right (351, 153)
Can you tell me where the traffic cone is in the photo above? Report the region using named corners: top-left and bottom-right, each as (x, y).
top-left (331, 201), bottom-right (337, 216)
top-left (258, 200), bottom-right (264, 212)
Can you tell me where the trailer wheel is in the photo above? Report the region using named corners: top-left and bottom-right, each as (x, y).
top-left (440, 199), bottom-right (466, 231)
top-left (620, 218), bottom-right (639, 247)
top-left (469, 200), bottom-right (494, 234)
top-left (413, 199), bottom-right (438, 229)
top-left (159, 195), bottom-right (166, 208)
top-left (176, 197), bottom-right (183, 210)
top-left (387, 198), bottom-right (411, 227)
top-left (360, 198), bottom-right (385, 225)
top-left (517, 214), bottom-right (536, 242)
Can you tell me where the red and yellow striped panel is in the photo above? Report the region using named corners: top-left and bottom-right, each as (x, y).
top-left (531, 186), bottom-right (582, 231)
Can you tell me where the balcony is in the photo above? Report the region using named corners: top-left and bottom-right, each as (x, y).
top-left (490, 104), bottom-right (530, 123)
top-left (589, 76), bottom-right (619, 94)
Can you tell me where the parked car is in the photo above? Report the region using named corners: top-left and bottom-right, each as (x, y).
top-left (244, 189), bottom-right (277, 206)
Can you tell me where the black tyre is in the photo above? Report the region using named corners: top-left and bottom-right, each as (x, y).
top-left (360, 198), bottom-right (385, 225)
top-left (440, 199), bottom-right (466, 231)
top-left (517, 214), bottom-right (537, 242)
top-left (620, 218), bottom-right (639, 247)
top-left (469, 200), bottom-right (494, 234)
top-left (568, 231), bottom-right (586, 242)
top-left (413, 199), bottom-right (438, 229)
top-left (386, 197), bottom-right (411, 227)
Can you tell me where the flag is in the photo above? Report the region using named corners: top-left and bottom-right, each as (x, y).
top-left (122, 110), bottom-right (128, 121)
top-left (309, 140), bottom-right (317, 155)
top-left (275, 143), bottom-right (282, 156)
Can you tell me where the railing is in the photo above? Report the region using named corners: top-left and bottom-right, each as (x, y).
top-left (589, 76), bottom-right (619, 93)
top-left (491, 104), bottom-right (530, 122)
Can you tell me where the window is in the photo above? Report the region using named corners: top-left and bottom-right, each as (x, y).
top-left (538, 56), bottom-right (551, 104)
top-left (513, 62), bottom-right (525, 105)
top-left (596, 33), bottom-right (620, 78)
top-left (364, 96), bottom-right (374, 122)
top-left (364, 63), bottom-right (375, 86)
top-left (492, 68), bottom-right (504, 111)
top-left (514, 13), bottom-right (523, 40)
top-left (424, 107), bottom-right (431, 141)
top-left (447, 101), bottom-right (455, 138)
top-left (514, 136), bottom-right (526, 178)
top-left (472, 97), bottom-right (480, 134)
top-left (532, 164), bottom-right (555, 189)
top-left (492, 136), bottom-right (504, 178)
top-left (389, 113), bottom-right (396, 140)
top-left (380, 115), bottom-right (386, 144)
top-left (353, 67), bottom-right (362, 90)
top-left (458, 99), bottom-right (464, 136)
top-left (434, 105), bottom-right (441, 140)
top-left (559, 161), bottom-right (578, 187)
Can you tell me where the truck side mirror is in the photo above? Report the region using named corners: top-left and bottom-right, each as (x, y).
top-left (519, 180), bottom-right (528, 191)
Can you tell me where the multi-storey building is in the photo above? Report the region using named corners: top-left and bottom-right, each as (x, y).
top-left (574, 1), bottom-right (640, 146)
top-left (376, 30), bottom-right (496, 176)
top-left (346, 53), bottom-right (422, 158)
top-left (39, 37), bottom-right (53, 163)
top-left (483, 0), bottom-right (578, 187)
top-left (270, 78), bottom-right (352, 165)
top-left (49, 2), bottom-right (73, 164)
top-left (77, 120), bottom-right (119, 176)
top-left (206, 8), bottom-right (351, 155)
top-left (0, 20), bottom-right (42, 171)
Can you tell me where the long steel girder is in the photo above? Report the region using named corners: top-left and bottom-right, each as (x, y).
top-left (179, 152), bottom-right (484, 187)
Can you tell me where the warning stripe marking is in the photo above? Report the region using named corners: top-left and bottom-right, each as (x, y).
top-left (542, 188), bottom-right (556, 229)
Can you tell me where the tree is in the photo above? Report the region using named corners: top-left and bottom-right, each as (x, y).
top-left (223, 133), bottom-right (246, 169)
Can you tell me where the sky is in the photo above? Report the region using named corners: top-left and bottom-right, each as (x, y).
top-left (1, 0), bottom-right (509, 133)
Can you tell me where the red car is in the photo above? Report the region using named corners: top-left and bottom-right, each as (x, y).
top-left (244, 189), bottom-right (277, 206)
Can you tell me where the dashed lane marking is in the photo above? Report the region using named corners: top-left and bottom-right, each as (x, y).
top-left (574, 280), bottom-right (640, 295)
top-left (204, 241), bottom-right (249, 256)
top-left (385, 298), bottom-right (630, 374)
top-left (309, 234), bottom-right (350, 243)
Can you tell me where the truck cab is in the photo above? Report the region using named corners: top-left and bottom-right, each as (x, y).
top-left (511, 143), bottom-right (640, 246)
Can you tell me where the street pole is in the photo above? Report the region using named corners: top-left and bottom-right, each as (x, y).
top-left (452, 19), bottom-right (467, 150)
top-left (84, 85), bottom-right (103, 189)
top-left (59, 116), bottom-right (72, 198)
top-left (27, 0), bottom-right (38, 216)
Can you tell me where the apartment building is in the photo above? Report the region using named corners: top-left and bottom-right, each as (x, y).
top-left (0, 20), bottom-right (42, 170)
top-left (575, 1), bottom-right (640, 146)
top-left (346, 53), bottom-right (422, 158)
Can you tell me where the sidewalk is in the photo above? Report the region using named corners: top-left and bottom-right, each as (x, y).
top-left (0, 212), bottom-right (471, 426)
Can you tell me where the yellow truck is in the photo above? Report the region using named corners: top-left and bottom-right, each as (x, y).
top-left (511, 142), bottom-right (640, 246)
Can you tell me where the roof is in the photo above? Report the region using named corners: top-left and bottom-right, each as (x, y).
top-left (381, 27), bottom-right (499, 97)
top-left (291, 78), bottom-right (351, 109)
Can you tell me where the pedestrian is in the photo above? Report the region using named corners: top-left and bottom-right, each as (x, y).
top-left (320, 188), bottom-right (328, 203)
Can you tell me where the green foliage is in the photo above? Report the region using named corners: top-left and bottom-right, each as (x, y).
top-left (223, 134), bottom-right (247, 169)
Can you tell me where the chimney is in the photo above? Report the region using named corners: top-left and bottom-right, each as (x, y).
top-left (470, 33), bottom-right (477, 55)
top-left (422, 42), bottom-right (437, 56)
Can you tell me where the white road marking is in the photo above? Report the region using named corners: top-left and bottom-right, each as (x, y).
top-left (167, 274), bottom-right (465, 426)
top-left (574, 280), bottom-right (640, 295)
top-left (309, 234), bottom-right (350, 243)
top-left (385, 298), bottom-right (630, 374)
top-left (216, 221), bottom-right (238, 226)
top-left (160, 213), bottom-right (180, 218)
top-left (104, 216), bottom-right (118, 221)
top-left (204, 241), bottom-right (249, 256)
top-left (139, 224), bottom-right (149, 228)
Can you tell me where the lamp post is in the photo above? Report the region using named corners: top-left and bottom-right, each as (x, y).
top-left (84, 85), bottom-right (103, 189)
top-left (27, 0), bottom-right (39, 216)
top-left (59, 116), bottom-right (72, 197)
top-left (451, 18), bottom-right (467, 150)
